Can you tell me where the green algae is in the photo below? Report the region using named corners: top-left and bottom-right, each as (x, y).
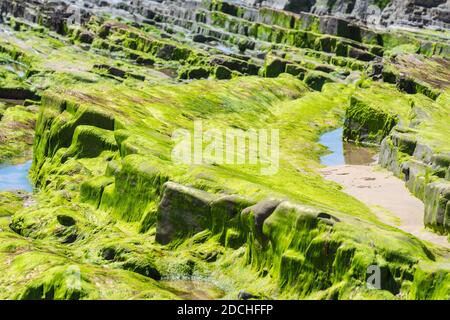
top-left (0, 105), bottom-right (36, 163)
top-left (0, 5), bottom-right (448, 301)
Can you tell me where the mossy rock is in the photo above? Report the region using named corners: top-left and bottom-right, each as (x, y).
top-left (304, 71), bottom-right (334, 91)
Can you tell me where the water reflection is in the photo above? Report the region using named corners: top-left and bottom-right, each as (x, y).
top-left (0, 161), bottom-right (33, 192)
top-left (319, 127), bottom-right (377, 166)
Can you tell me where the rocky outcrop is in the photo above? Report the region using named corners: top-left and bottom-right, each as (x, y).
top-left (379, 128), bottom-right (450, 234)
top-left (381, 0), bottom-right (450, 28)
top-left (155, 182), bottom-right (254, 244)
top-left (246, 0), bottom-right (450, 29)
top-left (152, 180), bottom-right (447, 298)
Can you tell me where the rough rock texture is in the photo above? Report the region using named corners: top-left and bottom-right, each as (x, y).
top-left (1, 0), bottom-right (449, 34)
top-left (0, 0), bottom-right (449, 301)
top-left (245, 0), bottom-right (450, 28)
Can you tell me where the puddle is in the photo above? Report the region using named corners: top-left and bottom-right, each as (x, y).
top-left (214, 44), bottom-right (236, 55)
top-left (0, 161), bottom-right (33, 192)
top-left (343, 141), bottom-right (378, 165)
top-left (160, 279), bottom-right (225, 300)
top-left (319, 127), bottom-right (377, 166)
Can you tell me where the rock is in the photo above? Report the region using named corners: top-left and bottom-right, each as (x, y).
top-left (210, 56), bottom-right (259, 75)
top-left (78, 31), bottom-right (94, 44)
top-left (348, 47), bottom-right (375, 62)
top-left (136, 56), bottom-right (155, 66)
top-left (0, 88), bottom-right (40, 100)
top-left (122, 258), bottom-right (162, 280)
top-left (424, 181), bottom-right (450, 234)
top-left (214, 65), bottom-right (233, 80)
top-left (285, 64), bottom-right (308, 80)
top-left (304, 71), bottom-right (334, 91)
top-left (391, 132), bottom-right (417, 156)
top-left (413, 143), bottom-right (434, 164)
top-left (193, 34), bottom-right (216, 43)
top-left (93, 64), bottom-right (126, 78)
top-left (101, 247), bottom-right (117, 261)
top-left (238, 290), bottom-right (258, 300)
top-left (155, 182), bottom-right (218, 245)
top-left (179, 67), bottom-right (211, 80)
top-left (262, 58), bottom-right (287, 78)
top-left (57, 214), bottom-right (76, 227)
top-left (314, 64), bottom-right (335, 73)
top-left (317, 212), bottom-right (341, 223)
top-left (100, 245), bottom-right (161, 280)
top-left (368, 62), bottom-right (384, 80)
top-left (250, 0), bottom-right (450, 29)
top-left (241, 199), bottom-right (281, 240)
top-left (397, 75), bottom-right (417, 94)
top-left (432, 153), bottom-right (450, 169)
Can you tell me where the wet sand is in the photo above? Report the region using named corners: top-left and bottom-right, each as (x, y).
top-left (321, 164), bottom-right (450, 248)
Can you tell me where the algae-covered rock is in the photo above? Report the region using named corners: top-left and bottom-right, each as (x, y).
top-left (0, 0), bottom-right (449, 302)
top-left (214, 65), bottom-right (233, 80)
top-left (178, 66), bottom-right (211, 80)
top-left (304, 71), bottom-right (334, 91)
top-left (99, 245), bottom-right (161, 280)
top-left (424, 181), bottom-right (450, 234)
top-left (0, 192), bottom-right (24, 217)
top-left (241, 199), bottom-right (281, 241)
top-left (344, 95), bottom-right (398, 144)
top-left (62, 125), bottom-right (118, 160)
top-left (261, 57), bottom-right (287, 78)
top-left (10, 206), bottom-right (83, 244)
top-left (156, 182), bottom-right (218, 245)
top-left (410, 261), bottom-right (450, 300)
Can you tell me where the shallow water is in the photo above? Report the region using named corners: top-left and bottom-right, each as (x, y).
top-left (215, 44), bottom-right (236, 55)
top-left (160, 279), bottom-right (225, 300)
top-left (319, 128), bottom-right (345, 166)
top-left (319, 127), bottom-right (377, 166)
top-left (0, 161), bottom-right (33, 192)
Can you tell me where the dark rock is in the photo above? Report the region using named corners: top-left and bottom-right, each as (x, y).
top-left (262, 58), bottom-right (287, 78)
top-left (57, 214), bottom-right (76, 227)
top-left (397, 75), bottom-right (417, 94)
top-left (101, 247), bottom-right (117, 261)
top-left (285, 64), bottom-right (308, 80)
top-left (210, 56), bottom-right (259, 75)
top-left (93, 64), bottom-right (126, 78)
top-left (179, 67), bottom-right (210, 80)
top-left (317, 212), bottom-right (341, 222)
top-left (348, 47), bottom-right (375, 62)
top-left (193, 34), bottom-right (216, 43)
top-left (214, 65), bottom-right (233, 80)
top-left (78, 31), bottom-right (94, 44)
top-left (0, 88), bottom-right (40, 100)
top-left (155, 182), bottom-right (218, 245)
top-left (238, 290), bottom-right (258, 300)
top-left (368, 62), bottom-right (384, 80)
top-left (314, 64), bottom-right (335, 73)
top-left (304, 71), bottom-right (334, 91)
top-left (122, 259), bottom-right (161, 280)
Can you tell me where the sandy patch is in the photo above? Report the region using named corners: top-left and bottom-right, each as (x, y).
top-left (321, 164), bottom-right (450, 248)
